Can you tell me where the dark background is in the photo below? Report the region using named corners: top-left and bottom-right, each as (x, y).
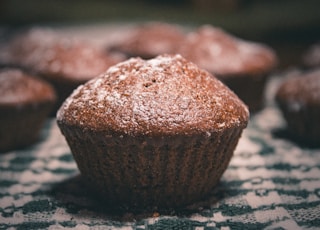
top-left (1, 0), bottom-right (319, 68)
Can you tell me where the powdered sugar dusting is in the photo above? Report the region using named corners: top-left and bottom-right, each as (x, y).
top-left (2, 28), bottom-right (122, 82)
top-left (57, 54), bottom-right (249, 135)
top-left (0, 68), bottom-right (56, 105)
top-left (276, 69), bottom-right (320, 107)
top-left (110, 22), bottom-right (185, 58)
top-left (178, 25), bottom-right (277, 75)
top-left (147, 55), bottom-right (173, 67)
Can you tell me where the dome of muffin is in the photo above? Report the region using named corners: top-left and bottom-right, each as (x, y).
top-left (276, 70), bottom-right (320, 107)
top-left (178, 25), bottom-right (277, 76)
top-left (32, 38), bottom-right (120, 82)
top-left (1, 28), bottom-right (121, 82)
top-left (0, 68), bottom-right (56, 106)
top-left (108, 22), bottom-right (186, 59)
top-left (58, 54), bottom-right (249, 136)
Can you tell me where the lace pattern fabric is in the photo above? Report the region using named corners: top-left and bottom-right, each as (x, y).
top-left (0, 66), bottom-right (319, 230)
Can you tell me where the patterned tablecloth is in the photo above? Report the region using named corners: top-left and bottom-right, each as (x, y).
top-left (0, 25), bottom-right (320, 229)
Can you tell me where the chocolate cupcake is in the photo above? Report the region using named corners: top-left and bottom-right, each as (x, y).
top-left (108, 22), bottom-right (185, 59)
top-left (57, 54), bottom-right (249, 209)
top-left (1, 28), bottom-right (123, 113)
top-left (177, 25), bottom-right (278, 112)
top-left (0, 68), bottom-right (56, 152)
top-left (275, 69), bottom-right (320, 146)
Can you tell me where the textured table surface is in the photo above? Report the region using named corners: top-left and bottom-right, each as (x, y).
top-left (1, 72), bottom-right (320, 230)
top-left (0, 25), bottom-right (320, 229)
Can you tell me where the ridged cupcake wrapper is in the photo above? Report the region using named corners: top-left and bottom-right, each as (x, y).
top-left (219, 73), bottom-right (269, 112)
top-left (59, 123), bottom-right (243, 208)
top-left (279, 103), bottom-right (320, 145)
top-left (0, 104), bottom-right (53, 152)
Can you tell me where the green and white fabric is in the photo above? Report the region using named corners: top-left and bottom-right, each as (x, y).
top-left (1, 73), bottom-right (320, 230)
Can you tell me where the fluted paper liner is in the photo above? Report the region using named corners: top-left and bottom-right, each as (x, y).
top-left (58, 122), bottom-right (243, 208)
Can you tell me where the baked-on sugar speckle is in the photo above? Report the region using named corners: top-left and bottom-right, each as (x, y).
top-left (0, 69), bottom-right (56, 105)
top-left (178, 25), bottom-right (277, 76)
top-left (57, 54), bottom-right (249, 136)
top-left (2, 28), bottom-right (121, 82)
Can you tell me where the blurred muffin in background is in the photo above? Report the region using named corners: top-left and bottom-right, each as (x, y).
top-left (275, 69), bottom-right (320, 147)
top-left (0, 28), bottom-right (57, 69)
top-left (0, 68), bottom-right (56, 152)
top-left (302, 42), bottom-right (320, 69)
top-left (177, 25), bottom-right (278, 112)
top-left (108, 22), bottom-right (186, 59)
top-left (0, 28), bottom-right (125, 114)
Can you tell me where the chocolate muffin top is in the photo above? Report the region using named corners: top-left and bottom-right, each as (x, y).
top-left (109, 22), bottom-right (185, 59)
top-left (32, 39), bottom-right (121, 82)
top-left (0, 69), bottom-right (56, 108)
top-left (57, 54), bottom-right (249, 136)
top-left (0, 28), bottom-right (57, 66)
top-left (2, 28), bottom-right (122, 83)
top-left (276, 70), bottom-right (320, 108)
top-left (177, 25), bottom-right (277, 76)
